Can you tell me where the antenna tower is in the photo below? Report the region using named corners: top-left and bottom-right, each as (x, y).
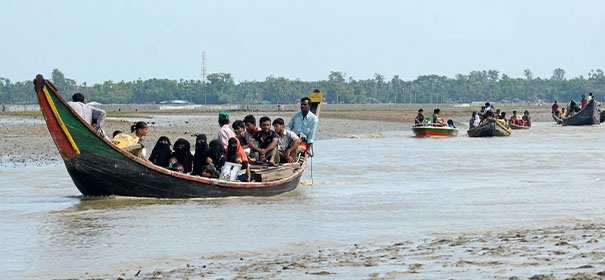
top-left (202, 51), bottom-right (207, 83)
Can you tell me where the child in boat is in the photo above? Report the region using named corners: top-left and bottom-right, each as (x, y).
top-left (430, 109), bottom-right (445, 127)
top-left (225, 137), bottom-right (250, 182)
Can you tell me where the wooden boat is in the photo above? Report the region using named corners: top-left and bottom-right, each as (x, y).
top-left (510, 123), bottom-right (529, 130)
top-left (467, 118), bottom-right (511, 137)
top-left (561, 99), bottom-right (599, 126)
top-left (34, 74), bottom-right (316, 198)
top-left (411, 125), bottom-right (458, 137)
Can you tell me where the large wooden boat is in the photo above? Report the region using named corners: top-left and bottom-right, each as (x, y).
top-left (34, 75), bottom-right (316, 198)
top-left (561, 99), bottom-right (599, 126)
top-left (467, 118), bottom-right (511, 137)
top-left (411, 125), bottom-right (458, 137)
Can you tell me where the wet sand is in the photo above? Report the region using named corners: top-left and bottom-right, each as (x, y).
top-left (93, 223), bottom-right (604, 279)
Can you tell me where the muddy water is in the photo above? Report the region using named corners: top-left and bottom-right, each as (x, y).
top-left (1, 122), bottom-right (604, 278)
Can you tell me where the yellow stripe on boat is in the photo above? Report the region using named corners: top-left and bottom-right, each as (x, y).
top-left (43, 86), bottom-right (81, 155)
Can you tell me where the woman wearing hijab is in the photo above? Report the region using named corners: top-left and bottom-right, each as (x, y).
top-left (148, 136), bottom-right (172, 167)
top-left (208, 139), bottom-right (225, 171)
top-left (171, 138), bottom-right (194, 173)
top-left (225, 137), bottom-right (250, 182)
top-left (191, 134), bottom-right (212, 176)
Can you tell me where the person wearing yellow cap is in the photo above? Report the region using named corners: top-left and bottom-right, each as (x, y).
top-left (218, 110), bottom-right (236, 149)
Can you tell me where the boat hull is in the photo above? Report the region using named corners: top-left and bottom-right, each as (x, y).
top-left (34, 75), bottom-right (307, 198)
top-left (561, 99), bottom-right (599, 126)
top-left (467, 119), bottom-right (511, 137)
top-left (510, 124), bottom-right (529, 130)
top-left (412, 126), bottom-right (458, 137)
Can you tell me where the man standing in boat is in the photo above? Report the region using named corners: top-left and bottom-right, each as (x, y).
top-left (287, 95), bottom-right (318, 156)
top-left (218, 111), bottom-right (236, 149)
top-left (581, 95), bottom-right (588, 108)
top-left (68, 93), bottom-right (106, 133)
top-left (552, 101), bottom-right (559, 116)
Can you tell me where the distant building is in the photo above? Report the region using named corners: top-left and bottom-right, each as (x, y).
top-left (158, 100), bottom-right (191, 104)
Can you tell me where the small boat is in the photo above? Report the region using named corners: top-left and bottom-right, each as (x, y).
top-left (34, 74), bottom-right (319, 198)
top-left (510, 123), bottom-right (529, 130)
top-left (412, 125), bottom-right (458, 137)
top-left (467, 118), bottom-right (511, 137)
top-left (561, 99), bottom-right (599, 126)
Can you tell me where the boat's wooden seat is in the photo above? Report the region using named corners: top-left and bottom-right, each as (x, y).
top-left (250, 162), bottom-right (299, 182)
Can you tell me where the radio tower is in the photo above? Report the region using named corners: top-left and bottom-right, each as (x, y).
top-left (202, 51), bottom-right (207, 83)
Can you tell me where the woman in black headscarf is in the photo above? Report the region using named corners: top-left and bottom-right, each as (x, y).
top-left (208, 139), bottom-right (225, 171)
top-left (148, 136), bottom-right (172, 167)
top-left (171, 138), bottom-right (194, 173)
top-left (191, 134), bottom-right (212, 176)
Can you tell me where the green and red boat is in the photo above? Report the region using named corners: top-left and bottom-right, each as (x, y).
top-left (412, 125), bottom-right (458, 137)
top-left (34, 74), bottom-right (316, 198)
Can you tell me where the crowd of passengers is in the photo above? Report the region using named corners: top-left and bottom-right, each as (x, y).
top-left (412, 102), bottom-right (532, 130)
top-left (468, 102), bottom-right (532, 129)
top-left (68, 93), bottom-right (319, 183)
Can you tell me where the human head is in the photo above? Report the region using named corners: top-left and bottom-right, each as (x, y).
top-left (513, 110), bottom-right (517, 115)
top-left (112, 130), bottom-right (123, 138)
top-left (554, 101), bottom-right (558, 104)
top-left (524, 110), bottom-right (529, 115)
top-left (196, 134), bottom-right (207, 145)
top-left (485, 102), bottom-right (490, 107)
top-left (158, 136), bottom-right (170, 145)
top-left (72, 93), bottom-right (85, 103)
top-left (131, 121), bottom-right (148, 137)
top-left (472, 111), bottom-right (476, 117)
top-left (243, 115), bottom-right (256, 133)
top-left (174, 162), bottom-right (184, 173)
top-left (259, 116), bottom-right (271, 132)
top-left (433, 108), bottom-right (440, 115)
top-left (418, 108), bottom-right (424, 115)
top-left (232, 120), bottom-right (245, 135)
top-left (501, 112), bottom-right (506, 118)
top-left (447, 119), bottom-right (454, 125)
top-left (201, 164), bottom-right (216, 178)
top-left (218, 111), bottom-right (230, 126)
top-left (582, 95), bottom-right (586, 98)
top-left (272, 117), bottom-right (285, 134)
top-left (589, 92), bottom-right (593, 96)
top-left (300, 97), bottom-right (312, 113)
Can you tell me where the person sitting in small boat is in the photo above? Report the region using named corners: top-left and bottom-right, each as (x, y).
top-left (581, 95), bottom-right (588, 108)
top-left (232, 120), bottom-right (247, 148)
top-left (273, 117), bottom-right (302, 164)
top-left (447, 119), bottom-right (456, 128)
top-left (171, 138), bottom-right (194, 173)
top-left (509, 111), bottom-right (518, 124)
top-left (499, 112), bottom-right (507, 123)
top-left (191, 134), bottom-right (212, 176)
top-left (173, 162), bottom-right (185, 173)
top-left (469, 111), bottom-right (480, 128)
top-left (478, 106), bottom-right (486, 120)
top-left (430, 109), bottom-right (445, 127)
top-left (112, 121), bottom-right (148, 158)
top-left (226, 137), bottom-right (251, 182)
top-left (414, 109), bottom-right (425, 126)
top-left (148, 136), bottom-right (172, 167)
top-left (201, 164), bottom-right (218, 178)
top-left (484, 102), bottom-right (492, 114)
top-left (250, 116), bottom-right (280, 166)
top-left (552, 101), bottom-right (560, 116)
top-left (522, 110), bottom-right (532, 127)
top-left (208, 139), bottom-right (226, 171)
top-left (68, 93), bottom-right (106, 134)
top-left (218, 111), bottom-right (236, 149)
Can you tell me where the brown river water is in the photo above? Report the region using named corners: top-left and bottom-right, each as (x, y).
top-left (1, 121), bottom-right (604, 278)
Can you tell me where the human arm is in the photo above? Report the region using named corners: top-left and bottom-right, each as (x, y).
top-left (91, 107), bottom-right (106, 131)
top-left (286, 138), bottom-right (301, 163)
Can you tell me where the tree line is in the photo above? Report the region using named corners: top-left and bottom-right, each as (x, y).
top-left (1, 68), bottom-right (604, 105)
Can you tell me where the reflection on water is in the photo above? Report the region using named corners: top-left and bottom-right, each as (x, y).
top-left (1, 121), bottom-right (605, 278)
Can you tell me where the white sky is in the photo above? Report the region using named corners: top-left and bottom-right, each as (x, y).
top-left (1, 0), bottom-right (604, 84)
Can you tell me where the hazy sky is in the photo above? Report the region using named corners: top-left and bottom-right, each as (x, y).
top-left (2, 0), bottom-right (604, 84)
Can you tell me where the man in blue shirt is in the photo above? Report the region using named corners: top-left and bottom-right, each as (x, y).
top-left (286, 96), bottom-right (318, 155)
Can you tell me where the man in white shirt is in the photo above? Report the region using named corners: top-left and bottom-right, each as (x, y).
top-left (218, 111), bottom-right (236, 149)
top-left (67, 93), bottom-right (106, 132)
